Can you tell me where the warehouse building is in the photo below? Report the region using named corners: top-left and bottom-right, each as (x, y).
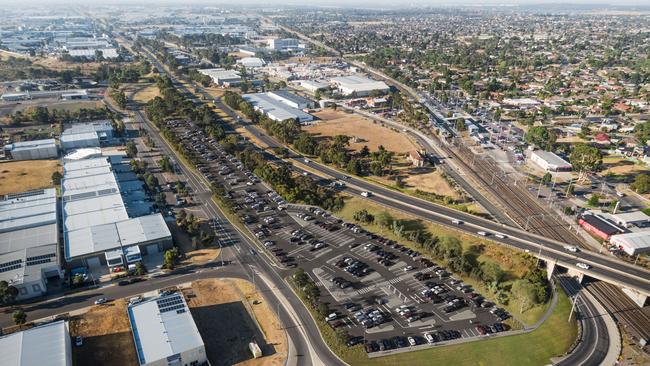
top-left (0, 320), bottom-right (72, 366)
top-left (608, 211), bottom-right (650, 228)
top-left (529, 150), bottom-right (572, 172)
top-left (330, 75), bottom-right (389, 97)
top-left (128, 292), bottom-right (207, 366)
top-left (198, 68), bottom-right (242, 87)
top-left (268, 89), bottom-right (314, 109)
top-left (0, 188), bottom-right (62, 300)
top-left (62, 157), bottom-right (172, 270)
top-left (610, 231), bottom-right (650, 256)
top-left (237, 57), bottom-right (266, 68)
top-left (60, 120), bottom-right (114, 151)
top-left (578, 213), bottom-right (624, 240)
top-left (267, 38), bottom-right (301, 51)
top-left (243, 92), bottom-right (314, 123)
top-left (3, 139), bottom-right (58, 160)
top-left (295, 80), bottom-right (329, 94)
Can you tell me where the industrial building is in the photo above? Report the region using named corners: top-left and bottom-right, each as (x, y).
top-left (1, 89), bottom-right (92, 102)
top-left (578, 213), bottom-right (625, 240)
top-left (0, 320), bottom-right (72, 366)
top-left (610, 232), bottom-right (650, 256)
top-left (608, 211), bottom-right (650, 228)
top-left (267, 38), bottom-right (301, 51)
top-left (0, 189), bottom-right (61, 300)
top-left (60, 120), bottom-right (114, 151)
top-left (529, 150), bottom-right (572, 172)
top-left (62, 157), bottom-right (172, 270)
top-left (198, 68), bottom-right (242, 87)
top-left (268, 89), bottom-right (314, 109)
top-left (3, 139), bottom-right (58, 160)
top-left (237, 57), bottom-right (266, 68)
top-left (330, 75), bottom-right (390, 97)
top-left (243, 92), bottom-right (314, 123)
top-left (295, 80), bottom-right (329, 94)
top-left (128, 293), bottom-right (208, 366)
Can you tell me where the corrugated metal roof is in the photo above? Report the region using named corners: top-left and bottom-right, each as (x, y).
top-left (128, 294), bottom-right (204, 366)
top-left (0, 320), bottom-right (71, 366)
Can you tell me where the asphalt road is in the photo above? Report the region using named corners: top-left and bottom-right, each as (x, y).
top-left (131, 106), bottom-right (346, 366)
top-left (231, 115), bottom-right (650, 295)
top-left (556, 275), bottom-right (609, 366)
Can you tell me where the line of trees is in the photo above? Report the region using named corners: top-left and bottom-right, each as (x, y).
top-left (353, 209), bottom-right (549, 308)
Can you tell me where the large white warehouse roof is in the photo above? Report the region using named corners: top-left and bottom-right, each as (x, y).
top-left (0, 320), bottom-right (71, 366)
top-left (128, 293), bottom-right (205, 366)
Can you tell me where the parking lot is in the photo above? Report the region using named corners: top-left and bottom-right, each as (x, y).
top-left (162, 118), bottom-right (514, 355)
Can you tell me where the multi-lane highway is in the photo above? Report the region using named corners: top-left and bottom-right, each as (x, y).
top-left (227, 113), bottom-right (650, 296)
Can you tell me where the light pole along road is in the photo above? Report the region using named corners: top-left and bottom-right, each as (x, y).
top-left (140, 42), bottom-right (650, 297)
top-left (131, 43), bottom-right (626, 366)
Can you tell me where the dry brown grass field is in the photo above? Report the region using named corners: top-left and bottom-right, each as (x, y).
top-left (0, 159), bottom-right (61, 195)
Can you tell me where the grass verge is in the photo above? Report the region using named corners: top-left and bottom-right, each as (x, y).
top-left (336, 195), bottom-right (548, 326)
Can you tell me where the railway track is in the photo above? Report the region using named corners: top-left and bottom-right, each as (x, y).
top-left (448, 139), bottom-right (583, 246)
top-left (585, 281), bottom-right (650, 346)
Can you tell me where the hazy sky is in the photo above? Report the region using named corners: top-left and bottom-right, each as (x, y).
top-left (1, 0), bottom-right (650, 7)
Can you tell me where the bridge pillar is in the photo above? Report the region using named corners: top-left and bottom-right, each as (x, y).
top-left (622, 287), bottom-right (649, 308)
top-left (566, 267), bottom-right (585, 283)
top-left (546, 261), bottom-right (556, 282)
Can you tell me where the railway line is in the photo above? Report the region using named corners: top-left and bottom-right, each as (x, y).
top-left (450, 139), bottom-right (584, 246)
top-left (585, 281), bottom-right (650, 347)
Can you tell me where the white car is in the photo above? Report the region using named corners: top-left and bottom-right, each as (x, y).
top-left (94, 297), bottom-right (108, 305)
top-left (576, 262), bottom-right (591, 270)
top-left (425, 333), bottom-right (436, 344)
top-left (495, 234), bottom-right (506, 239)
top-left (477, 231), bottom-right (488, 236)
top-left (326, 312), bottom-right (338, 321)
top-left (451, 219), bottom-right (462, 225)
top-left (408, 336), bottom-right (417, 346)
top-left (361, 191), bottom-right (371, 197)
top-left (564, 245), bottom-right (579, 253)
top-left (403, 265), bottom-right (414, 272)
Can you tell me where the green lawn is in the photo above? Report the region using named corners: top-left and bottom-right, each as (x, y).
top-left (342, 289), bottom-right (577, 366)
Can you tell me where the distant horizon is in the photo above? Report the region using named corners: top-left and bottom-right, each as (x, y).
top-left (1, 0), bottom-right (650, 8)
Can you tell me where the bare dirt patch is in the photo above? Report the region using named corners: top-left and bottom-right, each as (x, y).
top-left (33, 57), bottom-right (102, 73)
top-left (69, 300), bottom-right (138, 366)
top-left (0, 159), bottom-right (61, 195)
top-left (403, 168), bottom-right (461, 199)
top-left (132, 84), bottom-right (159, 103)
top-left (601, 156), bottom-right (650, 177)
top-left (185, 279), bottom-right (287, 366)
top-left (306, 109), bottom-right (418, 153)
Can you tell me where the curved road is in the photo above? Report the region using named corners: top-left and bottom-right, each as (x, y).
top-left (232, 115), bottom-right (650, 295)
top-left (556, 275), bottom-right (609, 366)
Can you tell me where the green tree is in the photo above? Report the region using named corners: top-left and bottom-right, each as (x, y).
top-left (316, 303), bottom-right (330, 320)
top-left (12, 308), bottom-right (27, 327)
top-left (541, 172), bottom-right (552, 185)
top-left (481, 262), bottom-right (504, 284)
top-left (631, 173), bottom-right (650, 194)
top-left (511, 279), bottom-right (538, 313)
top-left (375, 211), bottom-right (394, 228)
top-left (587, 194), bottom-right (600, 207)
top-left (0, 281), bottom-right (19, 305)
top-left (163, 247), bottom-right (179, 270)
top-left (51, 171), bottom-right (63, 185)
top-left (134, 262), bottom-right (146, 276)
top-left (525, 126), bottom-right (556, 150)
top-left (569, 144), bottom-right (602, 178)
top-left (125, 140), bottom-right (138, 158)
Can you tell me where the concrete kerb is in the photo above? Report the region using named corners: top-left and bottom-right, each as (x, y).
top-left (346, 181), bottom-right (650, 290)
top-left (335, 104), bottom-right (650, 279)
top-left (582, 288), bottom-right (621, 366)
